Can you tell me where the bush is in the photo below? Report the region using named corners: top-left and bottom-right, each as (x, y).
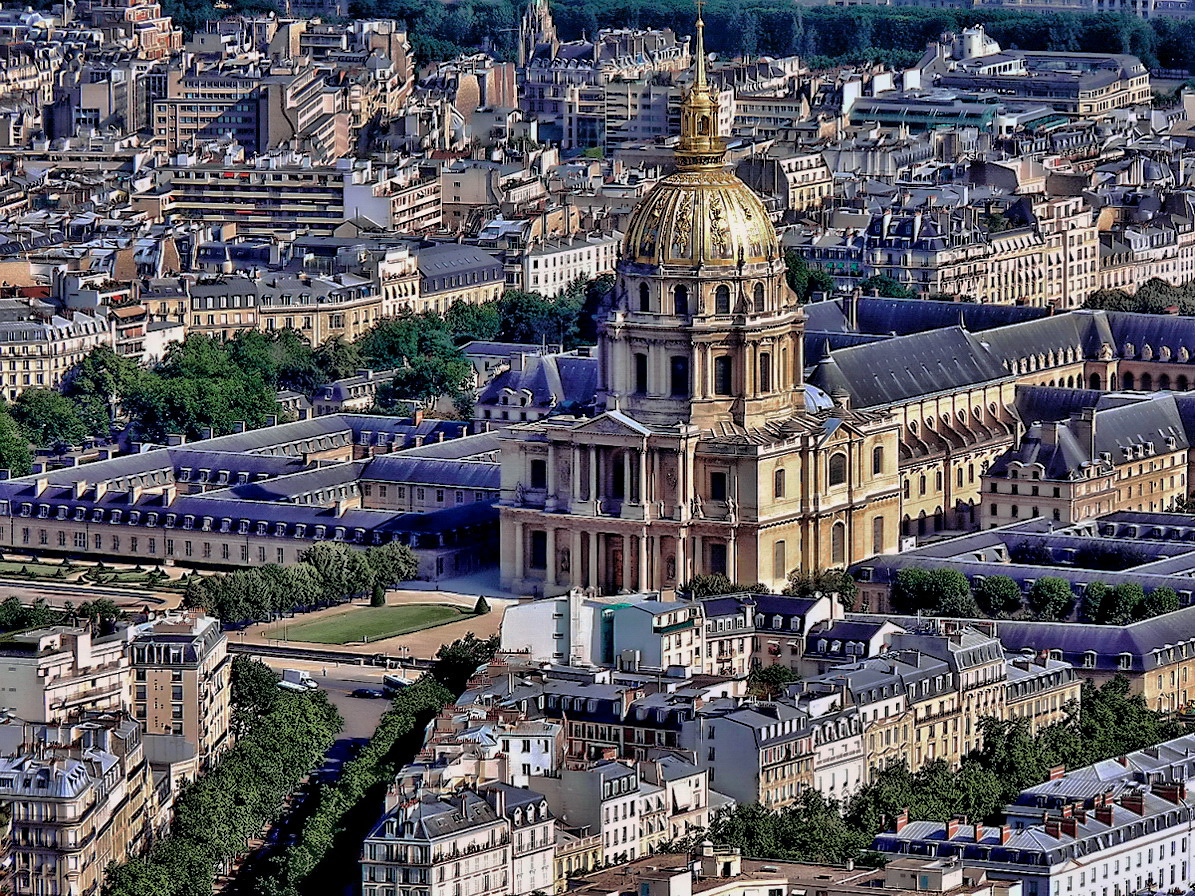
top-left (473, 596), bottom-right (490, 615)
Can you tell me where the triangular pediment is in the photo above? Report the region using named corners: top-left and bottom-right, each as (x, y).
top-left (573, 410), bottom-right (653, 437)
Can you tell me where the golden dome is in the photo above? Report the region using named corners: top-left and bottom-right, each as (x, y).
top-left (621, 3), bottom-right (780, 269)
top-left (622, 168), bottom-right (779, 268)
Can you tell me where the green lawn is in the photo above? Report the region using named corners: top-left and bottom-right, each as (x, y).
top-left (0, 560), bottom-right (78, 578)
top-left (275, 604), bottom-right (467, 645)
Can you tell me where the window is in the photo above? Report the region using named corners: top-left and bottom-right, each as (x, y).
top-left (829, 453), bottom-right (848, 486)
top-left (530, 459), bottom-right (547, 490)
top-left (634, 353), bottom-right (648, 394)
top-left (831, 522), bottom-right (846, 565)
top-left (709, 542), bottom-right (728, 575)
top-left (872, 446), bottom-right (884, 475)
top-left (639, 282), bottom-right (649, 312)
top-left (674, 285), bottom-right (688, 315)
top-left (714, 356), bottom-right (732, 395)
top-left (715, 284), bottom-right (730, 314)
top-left (710, 471), bottom-right (727, 501)
top-left (529, 530), bottom-right (547, 569)
top-left (774, 468), bottom-right (786, 498)
top-left (759, 352), bottom-right (771, 392)
top-left (753, 282), bottom-right (765, 310)
top-left (873, 517), bottom-right (885, 554)
top-left (670, 356), bottom-right (689, 397)
top-left (773, 541), bottom-right (786, 580)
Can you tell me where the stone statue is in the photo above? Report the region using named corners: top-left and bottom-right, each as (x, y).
top-left (514, 482), bottom-right (526, 504)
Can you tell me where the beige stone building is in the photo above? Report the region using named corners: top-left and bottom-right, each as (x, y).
top-left (0, 626), bottom-right (131, 724)
top-left (130, 613), bottom-right (231, 770)
top-left (498, 30), bottom-right (901, 596)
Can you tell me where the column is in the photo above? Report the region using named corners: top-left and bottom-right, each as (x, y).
top-left (571, 446), bottom-right (582, 503)
top-left (512, 521), bottom-right (525, 582)
top-left (545, 527), bottom-right (557, 587)
top-left (726, 532), bottom-right (737, 581)
top-left (589, 531), bottom-right (600, 591)
top-left (638, 532), bottom-right (648, 592)
top-left (622, 537), bottom-right (634, 593)
top-left (623, 451), bottom-right (633, 504)
top-left (546, 444), bottom-right (558, 510)
top-left (570, 530), bottom-right (583, 587)
top-left (692, 534), bottom-right (703, 577)
top-left (590, 446), bottom-right (600, 504)
top-left (638, 448), bottom-right (649, 508)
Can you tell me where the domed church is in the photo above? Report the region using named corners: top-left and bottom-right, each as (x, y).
top-left (498, 11), bottom-right (902, 596)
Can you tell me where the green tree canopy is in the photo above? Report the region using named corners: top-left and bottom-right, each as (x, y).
top-left (10, 388), bottom-right (89, 450)
top-left (1026, 577), bottom-right (1075, 621)
top-left (974, 575), bottom-right (1023, 618)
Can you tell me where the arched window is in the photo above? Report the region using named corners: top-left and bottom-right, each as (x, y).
top-left (774, 468), bottom-right (786, 498)
top-left (872, 446), bottom-right (884, 475)
top-left (674, 284), bottom-right (688, 315)
top-left (759, 352), bottom-right (772, 392)
top-left (638, 282), bottom-right (649, 312)
top-left (773, 540), bottom-right (786, 580)
top-left (831, 522), bottom-right (846, 565)
top-left (872, 517), bottom-right (885, 555)
top-left (1141, 373), bottom-right (1153, 391)
top-left (753, 282), bottom-right (765, 310)
top-left (919, 474), bottom-right (927, 495)
top-left (829, 453), bottom-right (848, 486)
top-left (1090, 373), bottom-right (1101, 389)
top-left (715, 284), bottom-right (731, 314)
top-left (1180, 375), bottom-right (1190, 391)
top-left (714, 356), bottom-right (732, 395)
top-left (1123, 371), bottom-right (1135, 390)
top-left (1160, 374), bottom-right (1171, 390)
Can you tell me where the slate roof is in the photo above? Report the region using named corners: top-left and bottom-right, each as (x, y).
top-left (478, 353), bottom-right (598, 415)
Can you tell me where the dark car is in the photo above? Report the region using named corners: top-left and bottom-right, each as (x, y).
top-left (351, 688), bottom-right (386, 699)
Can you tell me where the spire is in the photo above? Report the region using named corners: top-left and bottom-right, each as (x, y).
top-left (676, 0), bottom-right (724, 170)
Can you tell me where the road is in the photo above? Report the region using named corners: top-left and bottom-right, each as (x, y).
top-left (256, 656), bottom-right (391, 741)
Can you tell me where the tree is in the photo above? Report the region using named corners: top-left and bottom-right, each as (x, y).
top-left (11, 388), bottom-right (89, 450)
top-left (974, 575), bottom-right (1023, 618)
top-left (1079, 581), bottom-right (1110, 622)
top-left (891, 567), bottom-right (971, 616)
top-left (370, 582), bottom-right (386, 607)
top-left (784, 569), bottom-right (857, 611)
top-left (1141, 586), bottom-right (1180, 619)
top-left (748, 663), bottom-right (798, 699)
top-left (229, 655), bottom-right (278, 736)
top-left (473, 596), bottom-right (490, 615)
top-left (859, 274), bottom-right (914, 299)
top-left (1104, 582), bottom-right (1146, 625)
top-left (681, 573), bottom-right (769, 598)
top-left (1026, 577), bottom-right (1075, 621)
top-left (431, 633), bottom-right (499, 692)
top-left (0, 408), bottom-right (32, 476)
top-left (313, 336), bottom-right (365, 381)
top-left (62, 345), bottom-right (143, 436)
top-left (77, 598), bottom-right (124, 635)
top-left (445, 300), bottom-right (501, 343)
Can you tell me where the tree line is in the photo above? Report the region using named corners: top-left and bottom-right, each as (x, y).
top-left (181, 541), bottom-right (419, 625)
top-left (672, 676), bottom-right (1187, 864)
top-left (103, 660), bottom-right (344, 896)
top-left (1087, 276), bottom-right (1195, 316)
top-left (891, 566), bottom-right (1180, 623)
top-left (0, 277), bottom-right (611, 478)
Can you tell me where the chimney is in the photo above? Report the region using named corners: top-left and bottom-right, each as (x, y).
top-left (1000, 824), bottom-right (1012, 844)
top-left (1095, 805), bottom-right (1114, 826)
top-left (1049, 765), bottom-right (1066, 781)
top-left (412, 409), bottom-right (424, 426)
top-left (1060, 817), bottom-right (1078, 838)
top-left (1120, 792), bottom-right (1145, 816)
top-left (895, 808), bottom-right (909, 833)
top-left (1044, 821), bottom-right (1061, 839)
top-left (1153, 782), bottom-right (1186, 803)
top-left (946, 816), bottom-right (961, 839)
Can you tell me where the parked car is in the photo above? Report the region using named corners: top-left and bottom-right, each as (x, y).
top-left (351, 687), bottom-right (385, 699)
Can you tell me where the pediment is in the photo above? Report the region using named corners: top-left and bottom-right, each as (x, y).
top-left (573, 411), bottom-right (653, 437)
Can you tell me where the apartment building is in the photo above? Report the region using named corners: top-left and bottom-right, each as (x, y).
top-left (0, 715), bottom-right (157, 896)
top-left (0, 301), bottom-right (111, 402)
top-left (129, 613), bottom-right (230, 769)
top-left (0, 626), bottom-right (131, 724)
top-left (521, 232), bottom-right (619, 297)
top-left (415, 242), bottom-right (505, 313)
top-left (150, 154), bottom-right (404, 237)
top-left (531, 762), bottom-right (644, 865)
top-left (873, 732), bottom-right (1195, 896)
top-left (361, 789), bottom-right (514, 896)
top-left (189, 272), bottom-right (385, 343)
